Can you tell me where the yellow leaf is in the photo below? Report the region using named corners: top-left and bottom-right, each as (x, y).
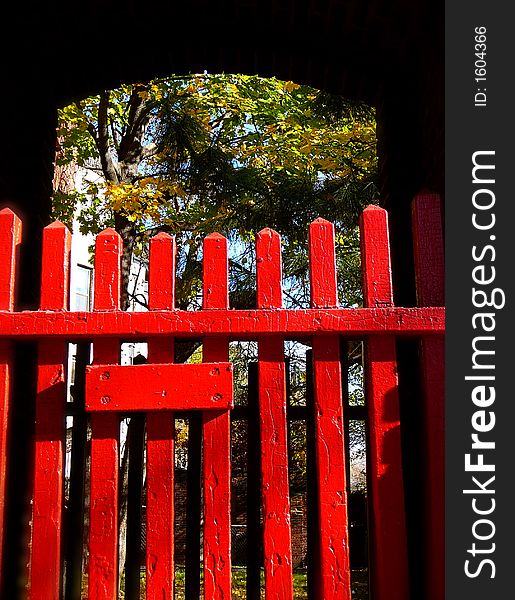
top-left (284, 81), bottom-right (300, 92)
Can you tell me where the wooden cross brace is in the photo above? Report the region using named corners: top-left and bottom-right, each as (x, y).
top-left (85, 362), bottom-right (233, 412)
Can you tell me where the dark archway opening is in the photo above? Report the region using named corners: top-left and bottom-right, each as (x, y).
top-left (0, 3), bottom-right (443, 599)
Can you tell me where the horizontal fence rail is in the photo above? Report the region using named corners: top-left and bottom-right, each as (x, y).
top-left (0, 196), bottom-right (444, 600)
top-left (0, 307), bottom-right (444, 339)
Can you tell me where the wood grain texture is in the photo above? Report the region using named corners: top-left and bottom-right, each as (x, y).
top-left (256, 228), bottom-right (283, 309)
top-left (308, 219), bottom-right (338, 308)
top-left (85, 363), bottom-right (233, 412)
top-left (360, 206), bottom-right (394, 306)
top-left (146, 232), bottom-right (176, 599)
top-left (145, 350), bottom-right (175, 600)
top-left (148, 232), bottom-right (176, 311)
top-left (93, 228), bottom-right (121, 312)
top-left (0, 306), bottom-right (445, 339)
top-left (258, 338), bottom-right (293, 600)
top-left (202, 232), bottom-right (232, 599)
top-left (30, 222), bottom-right (71, 600)
top-left (0, 208), bottom-right (22, 312)
top-left (203, 233), bottom-right (229, 309)
top-left (309, 219), bottom-right (351, 599)
top-left (0, 208), bottom-right (20, 585)
top-left (256, 230), bottom-right (293, 600)
top-left (311, 336), bottom-right (351, 598)
top-left (359, 204), bottom-right (409, 600)
top-left (89, 229), bottom-right (121, 600)
top-left (30, 342), bottom-right (67, 599)
top-left (412, 192), bottom-right (445, 600)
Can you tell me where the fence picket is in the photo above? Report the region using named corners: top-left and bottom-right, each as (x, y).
top-left (246, 361), bottom-right (261, 600)
top-left (412, 192), bottom-right (445, 600)
top-left (202, 233), bottom-right (232, 599)
top-left (359, 205), bottom-right (409, 600)
top-left (0, 208), bottom-right (21, 586)
top-left (0, 206), bottom-right (445, 600)
top-left (0, 208), bottom-right (21, 311)
top-left (146, 232), bottom-right (176, 599)
top-left (30, 221), bottom-right (71, 600)
top-left (256, 229), bottom-right (293, 600)
top-left (309, 218), bottom-right (338, 308)
top-left (309, 218), bottom-right (351, 599)
top-left (89, 229), bottom-right (121, 600)
top-left (256, 228), bottom-right (283, 309)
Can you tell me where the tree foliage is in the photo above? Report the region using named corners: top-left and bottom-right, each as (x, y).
top-left (53, 73), bottom-right (377, 310)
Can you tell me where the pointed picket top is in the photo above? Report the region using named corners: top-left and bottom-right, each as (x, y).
top-left (256, 227), bottom-right (281, 251)
top-left (0, 207), bottom-right (22, 232)
top-left (45, 219), bottom-right (69, 229)
top-left (0, 208), bottom-right (22, 311)
top-left (95, 227), bottom-right (122, 251)
top-left (204, 231), bottom-right (227, 242)
top-left (257, 227), bottom-right (277, 236)
top-left (97, 227), bottom-right (120, 238)
top-left (359, 204), bottom-right (393, 307)
top-left (96, 227), bottom-right (122, 257)
top-left (0, 207), bottom-right (22, 240)
top-left (94, 228), bottom-right (122, 311)
top-left (308, 217), bottom-right (338, 308)
top-left (203, 232), bottom-right (228, 309)
top-left (0, 207), bottom-right (19, 217)
top-left (256, 228), bottom-right (283, 309)
top-left (149, 232), bottom-right (176, 310)
top-left (363, 204), bottom-right (385, 212)
top-left (152, 231), bottom-right (173, 241)
top-left (256, 227), bottom-right (281, 246)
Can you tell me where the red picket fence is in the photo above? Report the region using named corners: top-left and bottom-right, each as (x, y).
top-left (0, 193), bottom-right (444, 600)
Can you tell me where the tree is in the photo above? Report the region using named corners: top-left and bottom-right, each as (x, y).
top-left (53, 73), bottom-right (377, 311)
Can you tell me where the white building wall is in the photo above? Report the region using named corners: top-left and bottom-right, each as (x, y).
top-left (68, 167), bottom-right (149, 365)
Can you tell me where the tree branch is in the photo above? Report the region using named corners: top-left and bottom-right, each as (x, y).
top-left (75, 102), bottom-right (99, 144)
top-left (110, 116), bottom-right (120, 151)
top-left (118, 85), bottom-right (152, 165)
top-left (141, 143), bottom-right (157, 159)
top-left (97, 91), bottom-right (119, 183)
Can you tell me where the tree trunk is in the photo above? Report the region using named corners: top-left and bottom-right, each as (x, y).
top-left (114, 212), bottom-right (137, 311)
